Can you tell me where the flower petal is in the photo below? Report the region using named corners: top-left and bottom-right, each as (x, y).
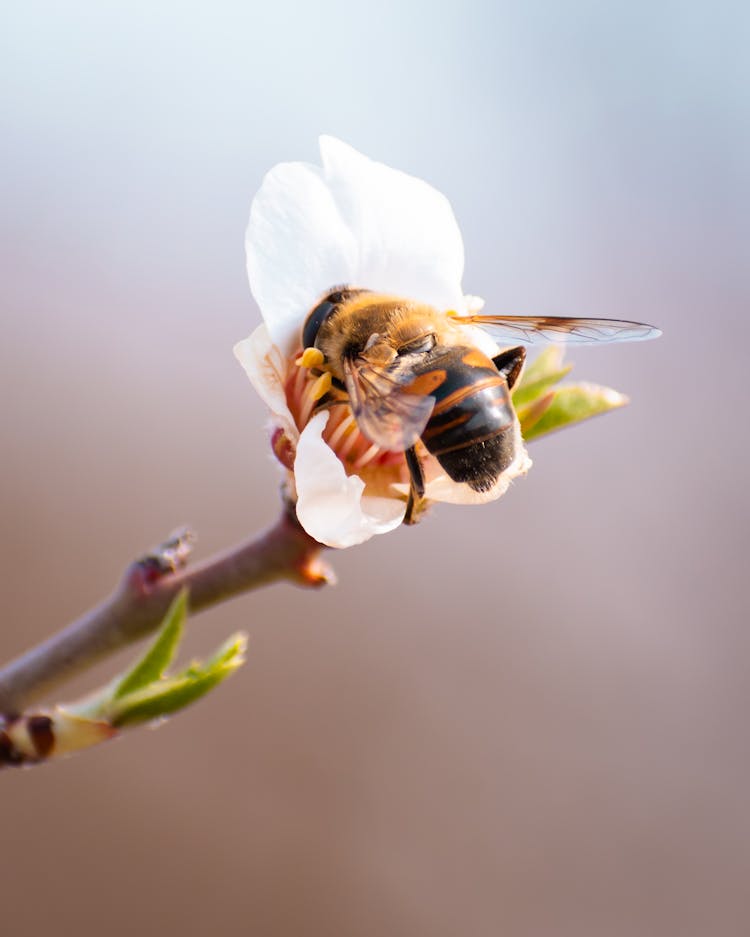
top-left (295, 412), bottom-right (405, 548)
top-left (246, 138), bottom-right (468, 358)
top-left (246, 160), bottom-right (358, 356)
top-left (234, 325), bottom-right (297, 437)
top-left (320, 136), bottom-right (465, 313)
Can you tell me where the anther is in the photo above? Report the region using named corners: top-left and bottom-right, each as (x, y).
top-left (299, 347), bottom-right (325, 369)
top-left (298, 372), bottom-right (333, 426)
top-left (311, 372), bottom-right (332, 401)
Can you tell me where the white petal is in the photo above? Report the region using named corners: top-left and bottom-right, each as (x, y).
top-left (234, 325), bottom-right (297, 438)
top-left (295, 412), bottom-right (405, 548)
top-left (245, 138), bottom-right (468, 360)
top-left (246, 160), bottom-right (358, 356)
top-left (463, 294), bottom-right (485, 314)
top-left (320, 136), bottom-right (465, 312)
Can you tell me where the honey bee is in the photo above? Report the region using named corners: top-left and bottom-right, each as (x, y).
top-left (302, 288), bottom-right (660, 524)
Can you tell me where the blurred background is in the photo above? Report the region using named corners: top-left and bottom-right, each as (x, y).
top-left (1, 2), bottom-right (748, 935)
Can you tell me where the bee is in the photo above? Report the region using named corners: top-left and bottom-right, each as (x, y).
top-left (302, 288), bottom-right (660, 524)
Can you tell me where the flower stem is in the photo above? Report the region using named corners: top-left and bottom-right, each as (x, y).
top-left (0, 507), bottom-right (333, 714)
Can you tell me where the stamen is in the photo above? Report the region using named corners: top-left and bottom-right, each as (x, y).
top-left (298, 385), bottom-right (315, 427)
top-left (293, 360), bottom-right (307, 401)
top-left (327, 411), bottom-right (356, 450)
top-left (337, 424), bottom-right (361, 460)
top-left (299, 347), bottom-right (325, 369)
top-left (352, 443), bottom-right (380, 469)
top-left (323, 406), bottom-right (348, 441)
top-left (298, 372), bottom-right (332, 426)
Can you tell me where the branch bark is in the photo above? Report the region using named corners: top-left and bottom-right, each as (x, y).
top-left (0, 508), bottom-right (333, 714)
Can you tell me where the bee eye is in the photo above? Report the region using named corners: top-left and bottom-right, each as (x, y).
top-left (303, 287), bottom-right (370, 349)
top-left (303, 297), bottom-right (338, 350)
top-left (398, 334), bottom-right (436, 356)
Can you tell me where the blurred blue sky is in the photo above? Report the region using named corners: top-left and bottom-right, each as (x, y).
top-left (2, 1), bottom-right (747, 325)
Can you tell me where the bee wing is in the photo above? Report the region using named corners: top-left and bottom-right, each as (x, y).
top-left (458, 314), bottom-right (661, 346)
top-left (342, 356), bottom-right (436, 451)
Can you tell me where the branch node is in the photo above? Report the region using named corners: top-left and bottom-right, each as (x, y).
top-left (124, 526), bottom-right (196, 595)
top-left (293, 552), bottom-right (337, 588)
top-left (0, 511), bottom-right (333, 712)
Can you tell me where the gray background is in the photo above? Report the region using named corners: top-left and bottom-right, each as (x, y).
top-left (1, 3), bottom-right (748, 935)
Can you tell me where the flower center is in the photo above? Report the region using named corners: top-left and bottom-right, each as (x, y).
top-left (284, 351), bottom-right (405, 476)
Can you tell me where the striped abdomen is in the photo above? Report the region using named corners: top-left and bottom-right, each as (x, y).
top-left (411, 346), bottom-right (519, 492)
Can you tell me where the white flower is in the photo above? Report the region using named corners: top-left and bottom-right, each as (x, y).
top-left (235, 137), bottom-right (531, 548)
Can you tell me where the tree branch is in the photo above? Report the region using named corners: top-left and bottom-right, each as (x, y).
top-left (0, 507), bottom-right (333, 714)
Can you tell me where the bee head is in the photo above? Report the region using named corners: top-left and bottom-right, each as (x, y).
top-left (302, 287), bottom-right (369, 349)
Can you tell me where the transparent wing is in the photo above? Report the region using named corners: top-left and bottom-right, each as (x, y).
top-left (458, 314), bottom-right (661, 346)
top-left (342, 356), bottom-right (436, 451)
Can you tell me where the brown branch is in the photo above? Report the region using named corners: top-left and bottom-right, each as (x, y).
top-left (0, 507), bottom-right (334, 714)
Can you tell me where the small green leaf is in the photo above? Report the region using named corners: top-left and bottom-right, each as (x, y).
top-left (110, 633), bottom-right (247, 727)
top-left (516, 390), bottom-right (555, 437)
top-left (112, 590), bottom-right (188, 700)
top-left (516, 346), bottom-right (565, 386)
top-left (512, 362), bottom-right (573, 409)
top-left (522, 382), bottom-right (628, 441)
top-left (201, 633), bottom-right (250, 671)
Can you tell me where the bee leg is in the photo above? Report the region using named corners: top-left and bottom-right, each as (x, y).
top-left (404, 447), bottom-right (426, 526)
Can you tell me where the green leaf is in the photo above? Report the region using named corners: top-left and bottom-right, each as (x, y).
top-left (516, 390), bottom-right (556, 437)
top-left (522, 382), bottom-right (628, 441)
top-left (201, 633), bottom-right (250, 671)
top-left (66, 591), bottom-right (246, 730)
top-left (112, 590), bottom-right (188, 700)
top-left (512, 359), bottom-right (573, 409)
top-left (109, 633), bottom-right (247, 727)
top-left (515, 345), bottom-right (565, 385)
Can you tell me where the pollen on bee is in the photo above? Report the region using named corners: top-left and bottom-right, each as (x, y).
top-left (299, 347), bottom-right (325, 369)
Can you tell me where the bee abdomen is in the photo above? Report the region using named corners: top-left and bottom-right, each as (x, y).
top-left (430, 434), bottom-right (517, 491)
top-left (418, 356), bottom-right (518, 492)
